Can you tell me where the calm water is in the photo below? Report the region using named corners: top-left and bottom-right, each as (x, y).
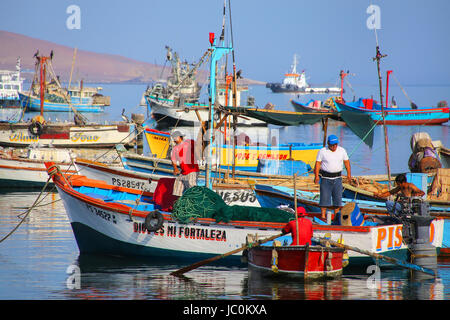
top-left (1, 83), bottom-right (449, 302)
top-left (0, 191), bottom-right (449, 301)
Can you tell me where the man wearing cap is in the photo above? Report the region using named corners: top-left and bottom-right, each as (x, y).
top-left (281, 206), bottom-right (313, 246)
top-left (170, 131), bottom-right (200, 196)
top-left (314, 134), bottom-right (352, 220)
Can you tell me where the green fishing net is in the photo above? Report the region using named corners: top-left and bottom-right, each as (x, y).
top-left (172, 186), bottom-right (294, 224)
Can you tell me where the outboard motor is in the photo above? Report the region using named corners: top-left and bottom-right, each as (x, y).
top-left (396, 196), bottom-right (437, 280)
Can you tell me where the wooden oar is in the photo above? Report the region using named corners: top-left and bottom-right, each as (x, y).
top-left (171, 232), bottom-right (284, 277)
top-left (313, 236), bottom-right (436, 277)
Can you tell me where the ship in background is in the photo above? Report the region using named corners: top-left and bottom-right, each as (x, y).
top-left (0, 58), bottom-right (23, 109)
top-left (266, 54), bottom-right (341, 94)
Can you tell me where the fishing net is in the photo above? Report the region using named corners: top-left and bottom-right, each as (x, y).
top-left (171, 186), bottom-right (294, 224)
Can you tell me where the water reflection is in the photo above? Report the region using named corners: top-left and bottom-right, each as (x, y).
top-left (53, 253), bottom-right (448, 300)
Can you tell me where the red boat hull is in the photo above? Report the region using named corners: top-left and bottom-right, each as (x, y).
top-left (248, 245), bottom-right (345, 279)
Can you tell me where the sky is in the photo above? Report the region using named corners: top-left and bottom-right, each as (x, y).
top-left (1, 0), bottom-right (449, 86)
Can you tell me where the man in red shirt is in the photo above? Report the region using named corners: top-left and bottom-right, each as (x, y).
top-left (281, 206), bottom-right (313, 246)
top-left (170, 131), bottom-right (200, 196)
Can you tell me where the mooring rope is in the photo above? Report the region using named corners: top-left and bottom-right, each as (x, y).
top-left (0, 165), bottom-right (61, 243)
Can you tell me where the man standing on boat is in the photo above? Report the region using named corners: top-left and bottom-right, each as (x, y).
top-left (314, 135), bottom-right (352, 220)
top-left (171, 131), bottom-right (199, 196)
top-left (281, 206), bottom-right (313, 246)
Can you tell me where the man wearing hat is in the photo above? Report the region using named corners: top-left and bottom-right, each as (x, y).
top-left (314, 134), bottom-right (352, 220)
top-left (281, 206), bottom-right (313, 246)
top-left (170, 130), bottom-right (200, 196)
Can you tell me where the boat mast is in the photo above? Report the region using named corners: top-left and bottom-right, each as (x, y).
top-left (37, 55), bottom-right (49, 117)
top-left (373, 43), bottom-right (392, 188)
top-left (385, 70), bottom-right (392, 109)
top-left (339, 70), bottom-right (348, 101)
top-left (206, 33), bottom-right (232, 190)
top-left (228, 0), bottom-right (238, 179)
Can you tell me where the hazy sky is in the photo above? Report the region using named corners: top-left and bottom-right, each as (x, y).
top-left (1, 0), bottom-right (449, 85)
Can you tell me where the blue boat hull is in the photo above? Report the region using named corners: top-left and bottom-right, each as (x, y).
top-left (19, 93), bottom-right (107, 113)
top-left (335, 99), bottom-right (449, 125)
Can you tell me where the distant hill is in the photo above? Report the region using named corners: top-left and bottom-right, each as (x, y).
top-left (0, 30), bottom-right (264, 85)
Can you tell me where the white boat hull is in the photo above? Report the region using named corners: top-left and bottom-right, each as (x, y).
top-left (0, 122), bottom-right (136, 148)
top-left (149, 98), bottom-right (267, 127)
top-left (74, 159), bottom-right (261, 207)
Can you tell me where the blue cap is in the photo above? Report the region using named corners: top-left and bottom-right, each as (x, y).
top-left (327, 135), bottom-right (339, 145)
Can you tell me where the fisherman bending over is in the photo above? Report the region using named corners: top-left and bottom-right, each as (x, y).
top-left (374, 173), bottom-right (425, 216)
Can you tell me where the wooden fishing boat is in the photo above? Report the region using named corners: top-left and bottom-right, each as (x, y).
top-left (1, 52), bottom-right (136, 149)
top-left (247, 241), bottom-right (345, 279)
top-left (143, 127), bottom-right (322, 172)
top-left (20, 50), bottom-right (109, 113)
top-left (46, 162), bottom-right (444, 267)
top-left (334, 98), bottom-right (449, 125)
top-left (254, 183), bottom-right (450, 215)
top-left (19, 86), bottom-right (109, 113)
top-left (144, 46), bottom-right (266, 127)
top-left (74, 158), bottom-right (261, 207)
top-left (45, 162), bottom-right (293, 262)
top-left (291, 99), bottom-right (341, 121)
top-left (0, 147), bottom-right (76, 188)
top-left (0, 121), bottom-right (136, 148)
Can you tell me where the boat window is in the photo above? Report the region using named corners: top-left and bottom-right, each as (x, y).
top-left (4, 85), bottom-right (11, 89)
top-left (0, 84), bottom-right (3, 89)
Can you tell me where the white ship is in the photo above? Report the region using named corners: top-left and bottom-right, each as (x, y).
top-left (0, 58), bottom-right (23, 108)
top-left (266, 54), bottom-right (341, 94)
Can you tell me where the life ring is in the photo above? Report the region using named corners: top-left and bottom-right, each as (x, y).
top-left (28, 121), bottom-right (44, 136)
top-left (144, 210), bottom-right (164, 232)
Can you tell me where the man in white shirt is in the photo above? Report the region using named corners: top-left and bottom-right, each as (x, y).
top-left (314, 134), bottom-right (351, 220)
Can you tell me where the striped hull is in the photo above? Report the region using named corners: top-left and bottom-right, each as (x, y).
top-left (335, 102), bottom-right (449, 125)
top-left (143, 127), bottom-right (322, 171)
top-left (147, 95), bottom-right (267, 127)
top-left (48, 166), bottom-right (444, 268)
top-left (19, 93), bottom-right (107, 113)
top-left (0, 122), bottom-right (135, 148)
top-left (0, 156), bottom-right (75, 187)
top-left (74, 159), bottom-right (261, 207)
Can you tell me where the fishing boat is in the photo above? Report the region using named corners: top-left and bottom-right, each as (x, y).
top-left (334, 98), bottom-right (449, 125)
top-left (247, 238), bottom-right (345, 279)
top-left (0, 120), bottom-right (137, 148)
top-left (45, 162), bottom-right (444, 268)
top-left (143, 47), bottom-right (266, 127)
top-left (254, 182), bottom-right (450, 215)
top-left (266, 54), bottom-right (341, 94)
top-left (19, 85), bottom-right (110, 113)
top-left (74, 158), bottom-right (261, 207)
top-left (142, 127), bottom-right (321, 172)
top-left (0, 58), bottom-right (23, 109)
top-left (333, 64), bottom-right (449, 126)
top-left (291, 98), bottom-right (341, 121)
top-left (0, 147), bottom-right (76, 188)
top-left (0, 52), bottom-right (137, 149)
top-left (19, 50), bottom-right (109, 113)
top-left (45, 162), bottom-right (295, 262)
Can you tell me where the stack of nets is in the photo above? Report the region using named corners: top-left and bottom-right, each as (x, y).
top-left (172, 186), bottom-right (294, 224)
